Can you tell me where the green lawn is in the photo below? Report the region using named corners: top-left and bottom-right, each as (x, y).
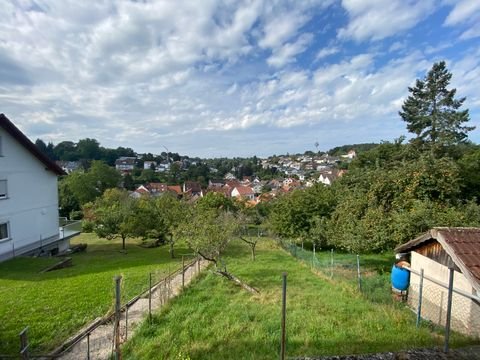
top-left (123, 239), bottom-right (474, 360)
top-left (0, 233), bottom-right (188, 355)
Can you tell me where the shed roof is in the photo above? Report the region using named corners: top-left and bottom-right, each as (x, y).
top-left (0, 114), bottom-right (65, 175)
top-left (395, 227), bottom-right (480, 292)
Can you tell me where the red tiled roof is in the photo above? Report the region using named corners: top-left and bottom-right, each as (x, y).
top-left (395, 227), bottom-right (480, 292)
top-left (168, 185), bottom-right (182, 195)
top-left (0, 114), bottom-right (65, 175)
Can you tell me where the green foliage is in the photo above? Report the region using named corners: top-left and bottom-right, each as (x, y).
top-left (60, 161), bottom-right (121, 211)
top-left (268, 184), bottom-right (335, 240)
top-left (175, 208), bottom-right (237, 265)
top-left (84, 188), bottom-right (136, 249)
top-left (399, 61), bottom-right (474, 153)
top-left (123, 240), bottom-right (473, 359)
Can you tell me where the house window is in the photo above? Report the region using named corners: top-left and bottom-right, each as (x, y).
top-left (0, 222), bottom-right (8, 241)
top-left (0, 180), bottom-right (6, 199)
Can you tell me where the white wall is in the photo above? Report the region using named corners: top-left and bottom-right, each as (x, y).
top-left (408, 251), bottom-right (480, 337)
top-left (0, 127), bottom-right (59, 260)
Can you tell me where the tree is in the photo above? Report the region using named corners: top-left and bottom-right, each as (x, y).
top-left (85, 189), bottom-right (136, 250)
top-left (399, 61), bottom-right (474, 154)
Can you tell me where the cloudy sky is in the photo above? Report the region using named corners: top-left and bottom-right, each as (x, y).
top-left (1, 0), bottom-right (479, 157)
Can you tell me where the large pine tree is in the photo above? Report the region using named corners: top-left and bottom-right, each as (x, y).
top-left (399, 61), bottom-right (474, 152)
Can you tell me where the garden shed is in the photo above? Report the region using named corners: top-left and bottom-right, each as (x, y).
top-left (395, 227), bottom-right (480, 337)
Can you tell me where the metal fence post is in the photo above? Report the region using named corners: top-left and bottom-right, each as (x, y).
top-left (416, 268), bottom-right (424, 328)
top-left (312, 244), bottom-right (315, 269)
top-left (330, 249), bottom-right (334, 278)
top-left (114, 275), bottom-right (121, 360)
top-left (280, 272), bottom-right (287, 360)
top-left (149, 272), bottom-right (152, 324)
top-left (182, 255), bottom-right (185, 289)
top-left (87, 332), bottom-right (90, 360)
top-left (444, 267), bottom-right (454, 353)
top-left (19, 327), bottom-right (29, 360)
top-left (125, 306), bottom-right (128, 340)
top-left (356, 255), bottom-right (362, 292)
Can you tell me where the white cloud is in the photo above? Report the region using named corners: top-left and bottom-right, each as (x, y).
top-left (444, 0), bottom-right (480, 40)
top-left (267, 33), bottom-right (313, 67)
top-left (315, 46), bottom-right (340, 61)
top-left (338, 0), bottom-right (435, 41)
top-left (1, 0), bottom-right (479, 157)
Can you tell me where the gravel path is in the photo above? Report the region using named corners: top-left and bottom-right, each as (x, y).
top-left (291, 345), bottom-right (480, 360)
top-left (56, 259), bottom-right (207, 360)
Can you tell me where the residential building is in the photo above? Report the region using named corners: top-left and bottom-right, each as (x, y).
top-left (0, 114), bottom-right (75, 262)
top-left (115, 156), bottom-right (136, 172)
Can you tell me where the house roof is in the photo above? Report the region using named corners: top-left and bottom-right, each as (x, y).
top-left (168, 185), bottom-right (182, 195)
top-left (0, 114), bottom-right (65, 175)
top-left (395, 227), bottom-right (480, 292)
top-left (233, 185), bottom-right (254, 196)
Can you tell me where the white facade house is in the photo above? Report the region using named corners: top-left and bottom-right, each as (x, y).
top-left (0, 114), bottom-right (69, 262)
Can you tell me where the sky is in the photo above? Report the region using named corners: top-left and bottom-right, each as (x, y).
top-left (1, 0), bottom-right (480, 158)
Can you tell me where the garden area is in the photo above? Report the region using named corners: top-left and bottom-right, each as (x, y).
top-left (123, 239), bottom-right (476, 359)
top-left (0, 233), bottom-right (188, 356)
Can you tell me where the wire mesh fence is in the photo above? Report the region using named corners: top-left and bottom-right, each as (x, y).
top-left (279, 239), bottom-right (480, 352)
top-left (280, 240), bottom-right (393, 304)
top-left (5, 256), bottom-right (205, 360)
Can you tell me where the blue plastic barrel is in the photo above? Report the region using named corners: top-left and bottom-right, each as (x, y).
top-left (391, 264), bottom-right (410, 291)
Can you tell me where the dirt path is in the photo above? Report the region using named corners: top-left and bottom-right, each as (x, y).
top-left (57, 259), bottom-right (208, 360)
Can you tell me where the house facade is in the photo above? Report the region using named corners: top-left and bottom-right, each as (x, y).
top-left (0, 114), bottom-right (68, 262)
top-left (395, 227), bottom-right (480, 337)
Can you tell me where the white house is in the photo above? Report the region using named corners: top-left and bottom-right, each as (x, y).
top-left (0, 114), bottom-right (70, 262)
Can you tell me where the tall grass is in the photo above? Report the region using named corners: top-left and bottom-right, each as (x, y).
top-left (123, 239), bottom-right (474, 359)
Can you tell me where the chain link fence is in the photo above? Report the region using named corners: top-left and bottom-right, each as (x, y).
top-left (5, 256), bottom-right (205, 360)
top-left (280, 240), bottom-right (393, 304)
top-left (279, 239), bottom-right (480, 352)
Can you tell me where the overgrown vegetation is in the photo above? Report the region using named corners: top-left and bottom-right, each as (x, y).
top-left (123, 240), bottom-right (474, 359)
top-left (267, 61), bottom-right (480, 253)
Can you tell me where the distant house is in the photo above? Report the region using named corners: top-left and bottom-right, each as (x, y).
top-left (231, 185), bottom-right (255, 201)
top-left (395, 228), bottom-right (480, 337)
top-left (56, 161), bottom-right (81, 174)
top-left (224, 172), bottom-right (236, 180)
top-left (318, 173), bottom-right (336, 186)
top-left (143, 161), bottom-right (157, 170)
top-left (131, 183), bottom-right (182, 198)
top-left (115, 157), bottom-right (136, 172)
top-left (341, 149), bottom-right (357, 160)
top-left (183, 181), bottom-right (203, 197)
top-left (0, 114), bottom-right (78, 262)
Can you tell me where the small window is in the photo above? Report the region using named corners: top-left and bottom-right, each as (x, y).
top-left (0, 223), bottom-right (8, 241)
top-left (0, 180), bottom-right (6, 199)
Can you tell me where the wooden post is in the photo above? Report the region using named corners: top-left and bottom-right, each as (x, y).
top-left (330, 249), bottom-right (334, 278)
top-left (444, 268), bottom-right (454, 353)
top-left (149, 273), bottom-right (152, 324)
top-left (182, 255), bottom-right (185, 289)
top-left (280, 272), bottom-right (287, 360)
top-left (125, 307), bottom-right (128, 340)
top-left (356, 255), bottom-right (362, 292)
top-left (114, 276), bottom-right (121, 360)
top-left (416, 268), bottom-right (424, 328)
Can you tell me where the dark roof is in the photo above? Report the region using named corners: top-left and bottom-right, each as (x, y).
top-left (0, 114), bottom-right (65, 175)
top-left (395, 227), bottom-right (480, 292)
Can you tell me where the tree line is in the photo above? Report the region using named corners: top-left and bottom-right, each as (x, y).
top-left (267, 61), bottom-right (480, 253)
